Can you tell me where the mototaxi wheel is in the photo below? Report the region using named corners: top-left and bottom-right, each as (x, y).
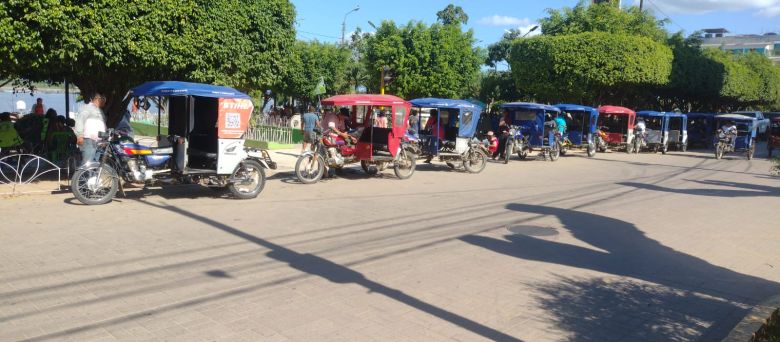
top-left (587, 142), bottom-right (596, 157)
top-left (549, 141), bottom-right (561, 162)
top-left (463, 149), bottom-right (487, 173)
top-left (394, 150), bottom-right (416, 179)
top-left (503, 141), bottom-right (512, 164)
top-left (634, 138), bottom-right (641, 154)
top-left (228, 159), bottom-right (266, 199)
top-left (70, 164), bottom-right (119, 205)
top-left (681, 143), bottom-right (687, 152)
top-left (295, 154), bottom-right (325, 184)
top-left (626, 142), bottom-right (634, 154)
top-left (715, 143), bottom-right (724, 160)
top-left (662, 143), bottom-right (668, 155)
top-left (361, 160), bottom-right (379, 175)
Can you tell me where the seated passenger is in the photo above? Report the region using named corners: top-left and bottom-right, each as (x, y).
top-left (487, 131), bottom-right (498, 156)
top-left (0, 112), bottom-right (23, 151)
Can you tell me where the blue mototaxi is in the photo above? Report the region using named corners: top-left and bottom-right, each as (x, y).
top-left (686, 113), bottom-right (717, 148)
top-left (713, 114), bottom-right (757, 160)
top-left (499, 102), bottom-right (562, 162)
top-left (554, 104), bottom-right (599, 157)
top-left (665, 112), bottom-right (688, 152)
top-left (635, 111), bottom-right (669, 153)
top-left (408, 98), bottom-right (488, 173)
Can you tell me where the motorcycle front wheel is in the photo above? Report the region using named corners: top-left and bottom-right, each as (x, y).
top-left (228, 160), bottom-right (266, 199)
top-left (463, 149), bottom-right (487, 173)
top-left (504, 142), bottom-right (513, 164)
top-left (71, 164), bottom-right (119, 205)
top-left (295, 154), bottom-right (325, 184)
top-left (394, 150), bottom-right (416, 179)
top-left (715, 143), bottom-right (724, 160)
top-left (587, 141), bottom-right (596, 157)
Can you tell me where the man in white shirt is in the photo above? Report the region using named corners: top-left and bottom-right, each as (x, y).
top-left (75, 93), bottom-right (107, 165)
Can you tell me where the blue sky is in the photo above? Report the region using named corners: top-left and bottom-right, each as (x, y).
top-left (291, 0), bottom-right (780, 47)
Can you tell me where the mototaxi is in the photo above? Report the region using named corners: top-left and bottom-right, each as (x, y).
top-left (596, 106), bottom-right (636, 153)
top-left (499, 102), bottom-right (563, 163)
top-left (635, 111), bottom-right (668, 153)
top-left (407, 98), bottom-right (487, 173)
top-left (713, 114), bottom-right (757, 160)
top-left (554, 104), bottom-right (599, 157)
top-left (665, 112), bottom-right (688, 152)
top-left (686, 113), bottom-right (717, 149)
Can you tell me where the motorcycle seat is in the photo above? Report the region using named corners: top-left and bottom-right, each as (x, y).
top-left (188, 148), bottom-right (217, 159)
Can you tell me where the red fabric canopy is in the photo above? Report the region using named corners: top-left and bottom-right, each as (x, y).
top-left (598, 105), bottom-right (636, 116)
top-left (322, 94), bottom-right (409, 107)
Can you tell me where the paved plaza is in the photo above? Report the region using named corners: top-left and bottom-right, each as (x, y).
top-left (0, 148), bottom-right (778, 341)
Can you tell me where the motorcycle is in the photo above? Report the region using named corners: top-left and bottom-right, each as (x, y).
top-left (295, 128), bottom-right (358, 183)
top-left (629, 130), bottom-right (646, 154)
top-left (714, 129), bottom-right (736, 160)
top-left (503, 125), bottom-right (531, 164)
top-left (595, 126), bottom-right (609, 152)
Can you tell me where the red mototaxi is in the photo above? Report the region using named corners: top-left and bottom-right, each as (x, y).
top-left (597, 105), bottom-right (637, 148)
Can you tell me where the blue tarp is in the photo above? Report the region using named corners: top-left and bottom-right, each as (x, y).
top-left (410, 98), bottom-right (482, 138)
top-left (130, 81), bottom-right (251, 99)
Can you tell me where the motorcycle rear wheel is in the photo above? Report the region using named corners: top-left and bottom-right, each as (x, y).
top-left (715, 144), bottom-right (724, 159)
top-left (71, 164), bottom-right (118, 205)
top-left (549, 141), bottom-right (560, 162)
top-left (228, 160), bottom-right (266, 199)
top-left (295, 154), bottom-right (325, 184)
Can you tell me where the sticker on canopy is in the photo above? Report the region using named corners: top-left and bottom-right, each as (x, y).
top-left (218, 98), bottom-right (253, 139)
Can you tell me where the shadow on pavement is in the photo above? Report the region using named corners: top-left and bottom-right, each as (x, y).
top-left (459, 203), bottom-right (780, 341)
top-left (618, 179), bottom-right (780, 197)
top-left (25, 201), bottom-right (521, 342)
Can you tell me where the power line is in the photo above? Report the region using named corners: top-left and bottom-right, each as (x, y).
top-left (645, 0), bottom-right (686, 32)
top-left (297, 30), bottom-right (340, 40)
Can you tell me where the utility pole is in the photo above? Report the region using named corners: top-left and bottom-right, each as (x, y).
top-left (639, 0), bottom-right (644, 11)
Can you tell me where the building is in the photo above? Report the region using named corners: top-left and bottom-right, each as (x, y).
top-left (700, 28), bottom-right (780, 66)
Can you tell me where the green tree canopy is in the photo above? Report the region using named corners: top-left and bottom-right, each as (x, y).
top-left (509, 32), bottom-right (673, 105)
top-left (363, 17), bottom-right (481, 99)
top-left (540, 0), bottom-right (668, 43)
top-left (436, 4), bottom-right (469, 26)
top-left (279, 41), bottom-right (351, 101)
top-left (0, 0), bottom-right (295, 121)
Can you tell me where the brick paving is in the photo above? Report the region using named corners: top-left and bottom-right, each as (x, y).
top-left (0, 148), bottom-right (778, 341)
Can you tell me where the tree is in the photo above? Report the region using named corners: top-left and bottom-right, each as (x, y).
top-left (485, 29), bottom-right (523, 69)
top-left (436, 4), bottom-right (469, 26)
top-left (509, 32), bottom-right (673, 105)
top-left (364, 19), bottom-right (481, 99)
top-left (0, 0), bottom-right (296, 123)
top-left (540, 0), bottom-right (668, 43)
top-left (279, 41), bottom-right (351, 101)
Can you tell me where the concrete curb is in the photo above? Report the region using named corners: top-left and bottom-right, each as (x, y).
top-left (722, 294), bottom-right (780, 342)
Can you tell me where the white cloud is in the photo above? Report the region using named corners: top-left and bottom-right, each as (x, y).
top-left (477, 15), bottom-right (531, 27)
top-left (756, 4), bottom-right (780, 17)
top-left (631, 0), bottom-right (780, 17)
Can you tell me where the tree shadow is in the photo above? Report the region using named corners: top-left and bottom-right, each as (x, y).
top-left (618, 179), bottom-right (780, 197)
top-left (459, 203), bottom-right (780, 341)
top-left (25, 201), bottom-right (521, 342)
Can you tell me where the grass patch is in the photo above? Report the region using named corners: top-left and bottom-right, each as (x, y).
top-left (751, 308), bottom-right (780, 342)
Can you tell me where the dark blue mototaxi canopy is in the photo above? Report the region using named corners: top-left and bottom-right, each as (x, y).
top-left (554, 104), bottom-right (597, 115)
top-left (409, 98), bottom-right (483, 138)
top-left (129, 81), bottom-right (251, 99)
top-left (637, 110), bottom-right (668, 117)
top-left (502, 102), bottom-right (560, 112)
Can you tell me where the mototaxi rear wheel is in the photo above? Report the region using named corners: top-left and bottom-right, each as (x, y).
top-left (228, 159), bottom-right (266, 199)
top-left (463, 149), bottom-right (487, 173)
top-left (295, 154), bottom-right (325, 184)
top-left (394, 150), bottom-right (416, 179)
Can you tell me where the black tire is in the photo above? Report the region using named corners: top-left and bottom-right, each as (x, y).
top-left (463, 149), bottom-right (487, 173)
top-left (361, 160), bottom-right (378, 175)
top-left (228, 160), bottom-right (266, 199)
top-left (634, 138), bottom-right (641, 154)
top-left (587, 142), bottom-right (596, 157)
top-left (560, 147), bottom-right (568, 156)
top-left (715, 143), bottom-right (724, 160)
top-left (503, 141), bottom-right (512, 164)
top-left (597, 137), bottom-right (607, 152)
top-left (747, 139), bottom-right (755, 160)
top-left (549, 141), bottom-right (560, 162)
top-left (662, 143), bottom-right (668, 155)
top-left (626, 141), bottom-right (634, 154)
top-left (70, 164), bottom-right (119, 205)
top-left (295, 154), bottom-right (324, 184)
top-left (681, 143), bottom-right (687, 152)
top-left (446, 162), bottom-right (457, 169)
top-left (394, 150), bottom-right (416, 179)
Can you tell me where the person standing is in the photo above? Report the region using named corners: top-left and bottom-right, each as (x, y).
top-left (32, 98), bottom-right (45, 116)
top-left (301, 105), bottom-right (320, 153)
top-left (261, 90), bottom-right (275, 117)
top-left (74, 93), bottom-right (107, 165)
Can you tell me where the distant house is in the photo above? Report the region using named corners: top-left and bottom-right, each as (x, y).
top-left (700, 28), bottom-right (780, 66)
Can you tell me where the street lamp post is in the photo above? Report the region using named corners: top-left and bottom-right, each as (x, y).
top-left (522, 25), bottom-right (539, 38)
top-left (341, 5), bottom-right (360, 46)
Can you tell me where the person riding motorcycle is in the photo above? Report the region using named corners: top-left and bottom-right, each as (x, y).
top-left (720, 120), bottom-right (737, 146)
